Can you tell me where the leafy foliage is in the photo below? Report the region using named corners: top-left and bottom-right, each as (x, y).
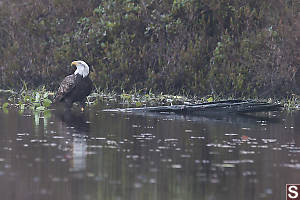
top-left (0, 0), bottom-right (299, 98)
top-left (2, 86), bottom-right (53, 112)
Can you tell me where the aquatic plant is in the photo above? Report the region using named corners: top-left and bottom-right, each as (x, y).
top-left (282, 94), bottom-right (300, 111)
top-left (2, 86), bottom-right (53, 112)
top-left (116, 90), bottom-right (217, 107)
top-left (1, 87), bottom-right (299, 112)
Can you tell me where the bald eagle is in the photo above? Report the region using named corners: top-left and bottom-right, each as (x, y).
top-left (54, 61), bottom-right (93, 110)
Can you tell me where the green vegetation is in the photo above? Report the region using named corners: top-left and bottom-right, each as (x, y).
top-left (0, 86), bottom-right (53, 112)
top-left (0, 0), bottom-right (299, 98)
top-left (2, 87), bottom-right (300, 112)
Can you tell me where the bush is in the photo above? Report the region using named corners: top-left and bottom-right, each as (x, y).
top-left (0, 0), bottom-right (298, 98)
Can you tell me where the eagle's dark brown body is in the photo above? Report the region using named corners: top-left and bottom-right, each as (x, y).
top-left (54, 74), bottom-right (93, 108)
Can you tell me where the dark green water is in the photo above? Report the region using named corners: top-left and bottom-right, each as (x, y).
top-left (0, 104), bottom-right (299, 200)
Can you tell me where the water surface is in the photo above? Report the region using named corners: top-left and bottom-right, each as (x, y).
top-left (0, 103), bottom-right (299, 200)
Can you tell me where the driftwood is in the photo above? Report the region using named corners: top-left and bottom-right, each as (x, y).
top-left (117, 100), bottom-right (282, 116)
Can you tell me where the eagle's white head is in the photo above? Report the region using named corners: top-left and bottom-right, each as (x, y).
top-left (71, 60), bottom-right (89, 78)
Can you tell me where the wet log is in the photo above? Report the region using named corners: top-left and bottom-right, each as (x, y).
top-left (121, 100), bottom-right (282, 115)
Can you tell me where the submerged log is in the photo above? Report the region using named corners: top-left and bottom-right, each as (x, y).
top-left (118, 100), bottom-right (282, 115)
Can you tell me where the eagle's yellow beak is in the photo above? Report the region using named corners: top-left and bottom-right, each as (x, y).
top-left (71, 61), bottom-right (77, 66)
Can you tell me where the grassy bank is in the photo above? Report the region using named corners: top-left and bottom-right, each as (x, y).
top-left (0, 0), bottom-right (299, 98)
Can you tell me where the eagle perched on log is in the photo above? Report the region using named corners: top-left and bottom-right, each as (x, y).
top-left (54, 60), bottom-right (93, 110)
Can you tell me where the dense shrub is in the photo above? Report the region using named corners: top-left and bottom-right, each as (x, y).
top-left (0, 0), bottom-right (299, 97)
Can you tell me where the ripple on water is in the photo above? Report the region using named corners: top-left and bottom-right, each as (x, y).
top-left (225, 133), bottom-right (238, 136)
top-left (171, 164), bottom-right (182, 169)
top-left (190, 136), bottom-right (205, 139)
top-left (164, 138), bottom-right (178, 142)
top-left (17, 133), bottom-right (30, 136)
top-left (262, 138), bottom-right (277, 143)
top-left (242, 171), bottom-right (257, 176)
top-left (52, 136), bottom-right (64, 139)
top-left (206, 143), bottom-right (234, 148)
top-left (223, 160), bottom-right (254, 164)
top-left (282, 163), bottom-right (300, 169)
top-left (240, 150), bottom-right (255, 155)
top-left (214, 163), bottom-right (235, 168)
top-left (1, 103), bottom-right (300, 200)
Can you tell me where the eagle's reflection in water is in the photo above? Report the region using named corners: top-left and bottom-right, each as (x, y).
top-left (54, 108), bottom-right (90, 172)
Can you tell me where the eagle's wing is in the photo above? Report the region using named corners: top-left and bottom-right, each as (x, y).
top-left (54, 74), bottom-right (81, 102)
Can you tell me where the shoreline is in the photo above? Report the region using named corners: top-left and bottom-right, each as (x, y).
top-left (0, 88), bottom-right (298, 111)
